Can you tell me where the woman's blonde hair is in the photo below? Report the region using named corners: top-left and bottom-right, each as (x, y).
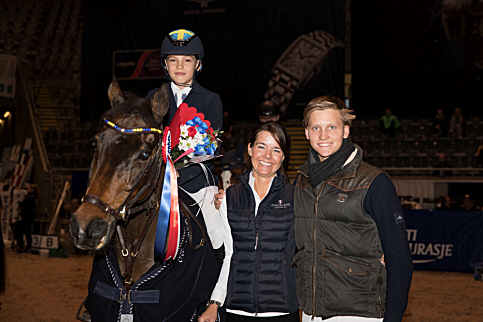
top-left (302, 95), bottom-right (355, 128)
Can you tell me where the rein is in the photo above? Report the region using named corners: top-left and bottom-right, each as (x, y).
top-left (83, 118), bottom-right (207, 289)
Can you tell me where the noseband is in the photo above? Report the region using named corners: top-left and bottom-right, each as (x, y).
top-left (82, 119), bottom-right (164, 221)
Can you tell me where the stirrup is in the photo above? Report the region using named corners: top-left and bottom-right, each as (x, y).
top-left (76, 297), bottom-right (92, 322)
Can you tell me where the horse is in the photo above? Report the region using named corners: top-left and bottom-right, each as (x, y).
top-left (69, 79), bottom-right (219, 322)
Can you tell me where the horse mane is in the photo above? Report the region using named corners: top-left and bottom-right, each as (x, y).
top-left (99, 91), bottom-right (161, 130)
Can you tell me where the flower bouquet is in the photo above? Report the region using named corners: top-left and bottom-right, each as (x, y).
top-left (155, 102), bottom-right (222, 262)
top-left (162, 103), bottom-right (222, 169)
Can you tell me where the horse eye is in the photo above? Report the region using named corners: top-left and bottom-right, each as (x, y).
top-left (140, 150), bottom-right (151, 160)
top-left (91, 138), bottom-right (98, 148)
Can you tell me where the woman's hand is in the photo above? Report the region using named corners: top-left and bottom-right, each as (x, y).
top-left (198, 304), bottom-right (218, 322)
top-left (213, 189), bottom-right (225, 210)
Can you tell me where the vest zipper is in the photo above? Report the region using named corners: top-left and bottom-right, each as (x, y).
top-left (312, 193), bottom-right (317, 318)
top-left (254, 209), bottom-right (260, 314)
top-left (312, 182), bottom-right (328, 319)
top-left (255, 232), bottom-right (259, 250)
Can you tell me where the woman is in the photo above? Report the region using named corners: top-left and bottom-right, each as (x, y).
top-left (199, 121), bottom-right (298, 322)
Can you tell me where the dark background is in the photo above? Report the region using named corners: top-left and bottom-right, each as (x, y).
top-left (351, 0), bottom-right (483, 119)
top-left (81, 0), bottom-right (483, 123)
top-left (81, 0), bottom-right (345, 123)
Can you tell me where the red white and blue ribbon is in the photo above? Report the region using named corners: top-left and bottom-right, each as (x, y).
top-left (154, 155), bottom-right (180, 261)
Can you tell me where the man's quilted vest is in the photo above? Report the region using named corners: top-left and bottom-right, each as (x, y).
top-left (294, 157), bottom-right (387, 319)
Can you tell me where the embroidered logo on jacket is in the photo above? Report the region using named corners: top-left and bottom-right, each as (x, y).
top-left (271, 199), bottom-right (291, 208)
top-left (337, 193), bottom-right (348, 203)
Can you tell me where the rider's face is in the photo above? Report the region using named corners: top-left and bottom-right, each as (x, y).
top-left (165, 55), bottom-right (200, 89)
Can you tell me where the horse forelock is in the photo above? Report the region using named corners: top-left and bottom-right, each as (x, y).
top-left (100, 92), bottom-right (161, 130)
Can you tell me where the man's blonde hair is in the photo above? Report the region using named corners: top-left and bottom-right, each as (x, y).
top-left (302, 95), bottom-right (355, 128)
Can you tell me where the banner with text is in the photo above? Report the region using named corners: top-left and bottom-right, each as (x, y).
top-left (405, 210), bottom-right (483, 273)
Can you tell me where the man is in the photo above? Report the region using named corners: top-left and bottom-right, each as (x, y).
top-left (294, 95), bottom-right (413, 322)
top-left (378, 108), bottom-right (400, 138)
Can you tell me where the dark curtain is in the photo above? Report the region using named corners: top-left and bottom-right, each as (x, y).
top-left (81, 0), bottom-right (344, 122)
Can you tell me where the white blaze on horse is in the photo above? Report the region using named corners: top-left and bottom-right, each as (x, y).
top-left (69, 79), bottom-right (218, 322)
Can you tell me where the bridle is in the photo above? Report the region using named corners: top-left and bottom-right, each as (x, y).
top-left (82, 118), bottom-right (206, 288)
top-left (83, 119), bottom-right (164, 222)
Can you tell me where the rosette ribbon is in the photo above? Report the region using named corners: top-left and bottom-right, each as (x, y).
top-left (154, 155), bottom-right (180, 262)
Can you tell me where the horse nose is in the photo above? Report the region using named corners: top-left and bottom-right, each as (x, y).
top-left (86, 218), bottom-right (109, 240)
top-left (69, 216), bottom-right (81, 239)
top-left (69, 215), bottom-right (109, 249)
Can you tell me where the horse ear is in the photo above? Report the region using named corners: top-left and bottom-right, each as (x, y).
top-left (151, 83), bottom-right (169, 120)
top-left (108, 77), bottom-right (124, 108)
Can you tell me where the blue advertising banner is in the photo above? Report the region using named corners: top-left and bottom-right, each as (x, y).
top-left (404, 210), bottom-right (483, 273)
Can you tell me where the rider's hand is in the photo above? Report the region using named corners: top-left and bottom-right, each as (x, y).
top-left (214, 189), bottom-right (225, 210)
top-left (198, 303), bottom-right (218, 322)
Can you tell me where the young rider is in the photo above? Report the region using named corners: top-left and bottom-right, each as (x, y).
top-left (146, 29), bottom-right (225, 266)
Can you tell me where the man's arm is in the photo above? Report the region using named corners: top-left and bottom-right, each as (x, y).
top-left (363, 173), bottom-right (413, 322)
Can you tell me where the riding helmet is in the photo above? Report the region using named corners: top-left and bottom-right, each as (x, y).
top-left (258, 100), bottom-right (279, 117)
top-left (161, 29), bottom-right (204, 75)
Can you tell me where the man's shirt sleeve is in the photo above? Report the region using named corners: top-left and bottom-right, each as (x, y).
top-left (363, 173), bottom-right (413, 322)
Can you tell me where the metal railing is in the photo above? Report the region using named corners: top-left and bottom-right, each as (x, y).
top-left (17, 65), bottom-right (51, 173)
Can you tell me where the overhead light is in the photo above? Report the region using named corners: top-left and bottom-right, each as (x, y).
top-left (0, 119), bottom-right (3, 124)
top-left (3, 111), bottom-right (10, 118)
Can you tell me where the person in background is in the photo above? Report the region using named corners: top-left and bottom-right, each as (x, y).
top-left (146, 29), bottom-right (225, 266)
top-left (430, 108), bottom-right (448, 137)
top-left (258, 100), bottom-right (290, 173)
top-left (258, 100), bottom-right (280, 123)
top-left (199, 121), bottom-right (298, 322)
top-left (461, 194), bottom-right (475, 211)
top-left (15, 184), bottom-right (38, 253)
top-left (379, 108), bottom-right (400, 138)
top-left (432, 153), bottom-right (453, 177)
top-left (222, 111), bottom-right (236, 151)
top-left (435, 196), bottom-right (452, 210)
top-left (449, 106), bottom-right (466, 138)
top-left (295, 95), bottom-right (412, 322)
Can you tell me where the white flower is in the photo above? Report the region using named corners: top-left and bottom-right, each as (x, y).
top-left (178, 139), bottom-right (191, 151)
top-left (180, 124), bottom-right (190, 137)
top-left (188, 137), bottom-right (197, 147)
top-left (193, 133), bottom-right (206, 145)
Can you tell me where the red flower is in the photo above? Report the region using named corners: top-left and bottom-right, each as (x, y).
top-left (188, 126), bottom-right (197, 138)
top-left (168, 103), bottom-right (211, 147)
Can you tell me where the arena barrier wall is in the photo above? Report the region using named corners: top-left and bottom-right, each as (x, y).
top-left (404, 210), bottom-right (483, 273)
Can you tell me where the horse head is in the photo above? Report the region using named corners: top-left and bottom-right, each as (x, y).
top-left (69, 79), bottom-right (168, 251)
